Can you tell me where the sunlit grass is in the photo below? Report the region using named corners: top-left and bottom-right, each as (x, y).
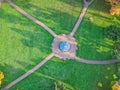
top-left (0, 0), bottom-right (120, 90)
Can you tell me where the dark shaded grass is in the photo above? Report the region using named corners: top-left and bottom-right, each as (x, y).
top-left (0, 0), bottom-right (120, 90)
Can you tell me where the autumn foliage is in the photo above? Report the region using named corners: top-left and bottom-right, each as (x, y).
top-left (0, 71), bottom-right (4, 87)
top-left (110, 6), bottom-right (120, 15)
top-left (112, 81), bottom-right (120, 90)
top-left (105, 0), bottom-right (120, 15)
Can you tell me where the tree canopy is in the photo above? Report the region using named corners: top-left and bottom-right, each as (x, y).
top-left (0, 71), bottom-right (4, 87)
top-left (104, 24), bottom-right (120, 59)
top-left (105, 0), bottom-right (120, 15)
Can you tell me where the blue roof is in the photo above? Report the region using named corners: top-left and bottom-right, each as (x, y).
top-left (59, 42), bottom-right (70, 52)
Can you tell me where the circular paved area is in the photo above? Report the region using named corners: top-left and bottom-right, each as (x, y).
top-left (52, 34), bottom-right (77, 60)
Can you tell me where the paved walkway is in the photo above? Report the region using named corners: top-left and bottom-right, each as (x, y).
top-left (6, 0), bottom-right (57, 37)
top-left (2, 53), bottom-right (54, 90)
top-left (52, 34), bottom-right (77, 60)
top-left (2, 0), bottom-right (120, 89)
top-left (74, 56), bottom-right (120, 64)
top-left (0, 0), bottom-right (3, 6)
top-left (70, 0), bottom-right (94, 36)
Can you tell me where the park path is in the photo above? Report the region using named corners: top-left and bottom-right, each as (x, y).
top-left (74, 56), bottom-right (120, 64)
top-left (70, 0), bottom-right (94, 36)
top-left (6, 0), bottom-right (57, 37)
top-left (1, 0), bottom-right (120, 89)
top-left (2, 53), bottom-right (54, 90)
top-left (0, 0), bottom-right (3, 6)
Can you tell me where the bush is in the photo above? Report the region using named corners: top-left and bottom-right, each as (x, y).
top-left (104, 24), bottom-right (120, 59)
top-left (112, 42), bottom-right (120, 59)
top-left (104, 24), bottom-right (120, 41)
top-left (54, 81), bottom-right (75, 90)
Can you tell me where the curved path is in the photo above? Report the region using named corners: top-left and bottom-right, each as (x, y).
top-left (6, 0), bottom-right (57, 37)
top-left (2, 53), bottom-right (54, 90)
top-left (70, 0), bottom-right (94, 36)
top-left (74, 56), bottom-right (120, 64)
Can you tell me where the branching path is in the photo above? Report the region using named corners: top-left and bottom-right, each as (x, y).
top-left (70, 0), bottom-right (94, 36)
top-left (1, 0), bottom-right (120, 90)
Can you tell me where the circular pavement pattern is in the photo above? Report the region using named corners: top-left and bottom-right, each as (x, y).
top-left (52, 34), bottom-right (77, 60)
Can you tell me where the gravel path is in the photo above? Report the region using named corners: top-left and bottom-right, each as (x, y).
top-left (1, 0), bottom-right (120, 89)
top-left (2, 53), bottom-right (54, 90)
top-left (6, 0), bottom-right (57, 37)
top-left (0, 0), bottom-right (3, 6)
top-left (74, 56), bottom-right (120, 64)
top-left (70, 0), bottom-right (94, 36)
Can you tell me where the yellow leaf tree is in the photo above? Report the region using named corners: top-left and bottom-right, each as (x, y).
top-left (112, 80), bottom-right (120, 90)
top-left (105, 0), bottom-right (120, 15)
top-left (0, 71), bottom-right (4, 87)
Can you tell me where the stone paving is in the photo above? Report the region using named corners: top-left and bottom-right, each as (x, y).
top-left (52, 34), bottom-right (77, 60)
top-left (1, 0), bottom-right (120, 89)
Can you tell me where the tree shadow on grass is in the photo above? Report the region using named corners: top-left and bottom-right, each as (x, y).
top-left (59, 0), bottom-right (111, 14)
top-left (74, 18), bottom-right (116, 60)
top-left (57, 0), bottom-right (83, 7)
top-left (1, 1), bottom-right (120, 90)
top-left (0, 7), bottom-right (40, 30)
top-left (0, 63), bottom-right (25, 88)
top-left (1, 1), bottom-right (81, 35)
top-left (10, 27), bottom-right (53, 54)
top-left (10, 0), bottom-right (82, 34)
top-left (1, 0), bottom-right (118, 60)
top-left (0, 57), bottom-right (55, 89)
top-left (1, 0), bottom-right (117, 60)
top-left (0, 57), bottom-right (77, 90)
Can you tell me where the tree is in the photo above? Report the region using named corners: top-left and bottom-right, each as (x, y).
top-left (104, 25), bottom-right (120, 41)
top-left (113, 42), bottom-right (120, 59)
top-left (110, 6), bottom-right (120, 15)
top-left (0, 71), bottom-right (4, 87)
top-left (105, 0), bottom-right (120, 15)
top-left (104, 24), bottom-right (120, 59)
top-left (112, 80), bottom-right (120, 90)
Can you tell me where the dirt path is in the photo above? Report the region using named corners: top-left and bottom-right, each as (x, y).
top-left (74, 56), bottom-right (120, 64)
top-left (6, 0), bottom-right (57, 37)
top-left (2, 53), bottom-right (54, 90)
top-left (70, 0), bottom-right (94, 36)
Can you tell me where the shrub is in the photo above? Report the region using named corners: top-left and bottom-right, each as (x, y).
top-left (104, 24), bottom-right (120, 59)
top-left (112, 42), bottom-right (120, 59)
top-left (104, 24), bottom-right (120, 41)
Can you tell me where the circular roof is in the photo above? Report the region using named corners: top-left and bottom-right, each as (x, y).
top-left (59, 41), bottom-right (70, 52)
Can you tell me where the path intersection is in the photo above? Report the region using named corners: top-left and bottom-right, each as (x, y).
top-left (1, 0), bottom-right (120, 89)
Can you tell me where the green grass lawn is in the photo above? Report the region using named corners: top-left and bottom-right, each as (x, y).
top-left (0, 0), bottom-right (120, 90)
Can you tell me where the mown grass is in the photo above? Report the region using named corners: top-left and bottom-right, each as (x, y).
top-left (0, 0), bottom-right (120, 90)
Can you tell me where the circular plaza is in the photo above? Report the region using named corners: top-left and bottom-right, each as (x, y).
top-left (52, 34), bottom-right (78, 60)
